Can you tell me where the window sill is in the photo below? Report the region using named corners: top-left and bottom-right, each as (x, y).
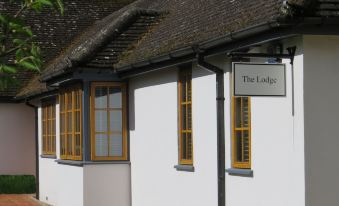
top-left (82, 161), bottom-right (131, 165)
top-left (174, 165), bottom-right (195, 172)
top-left (226, 168), bottom-right (253, 177)
top-left (55, 159), bottom-right (131, 167)
top-left (55, 159), bottom-right (84, 167)
top-left (40, 154), bottom-right (57, 159)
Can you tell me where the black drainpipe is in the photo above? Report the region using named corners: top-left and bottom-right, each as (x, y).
top-left (25, 100), bottom-right (39, 200)
top-left (197, 55), bottom-right (225, 206)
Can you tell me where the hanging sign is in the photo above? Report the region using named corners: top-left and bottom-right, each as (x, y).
top-left (233, 63), bottom-right (286, 96)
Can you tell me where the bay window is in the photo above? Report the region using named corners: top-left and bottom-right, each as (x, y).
top-left (90, 82), bottom-right (127, 161)
top-left (59, 85), bottom-right (83, 160)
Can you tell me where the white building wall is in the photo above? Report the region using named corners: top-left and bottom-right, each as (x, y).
top-left (129, 66), bottom-right (218, 206)
top-left (303, 35), bottom-right (339, 206)
top-left (38, 104), bottom-right (84, 206)
top-left (225, 37), bottom-right (305, 206)
top-left (84, 164), bottom-right (131, 206)
top-left (0, 103), bottom-right (35, 175)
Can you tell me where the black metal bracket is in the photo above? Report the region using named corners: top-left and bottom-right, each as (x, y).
top-left (287, 46), bottom-right (297, 65)
top-left (228, 46), bottom-right (297, 65)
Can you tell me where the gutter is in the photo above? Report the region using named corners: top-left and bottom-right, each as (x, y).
top-left (197, 55), bottom-right (225, 206)
top-left (117, 20), bottom-right (291, 78)
top-left (25, 100), bottom-right (39, 201)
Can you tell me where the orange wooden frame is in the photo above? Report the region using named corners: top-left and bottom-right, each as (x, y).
top-left (42, 101), bottom-right (56, 155)
top-left (59, 85), bottom-right (83, 160)
top-left (232, 96), bottom-right (251, 169)
top-left (178, 68), bottom-right (193, 165)
top-left (90, 82), bottom-right (128, 161)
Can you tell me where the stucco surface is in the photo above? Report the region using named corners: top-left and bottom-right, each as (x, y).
top-left (0, 103), bottom-right (35, 175)
top-left (304, 35), bottom-right (339, 206)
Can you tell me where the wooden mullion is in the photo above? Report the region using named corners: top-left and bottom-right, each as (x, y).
top-left (72, 90), bottom-right (75, 160)
top-left (107, 87), bottom-right (110, 157)
top-left (65, 92), bottom-right (69, 159)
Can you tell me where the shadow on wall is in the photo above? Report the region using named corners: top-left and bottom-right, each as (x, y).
top-left (128, 64), bottom-right (216, 131)
top-left (128, 67), bottom-right (178, 131)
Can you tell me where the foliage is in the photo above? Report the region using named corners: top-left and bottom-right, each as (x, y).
top-left (0, 175), bottom-right (36, 194)
top-left (0, 0), bottom-right (63, 89)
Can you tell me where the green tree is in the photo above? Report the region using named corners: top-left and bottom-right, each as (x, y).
top-left (0, 0), bottom-right (63, 89)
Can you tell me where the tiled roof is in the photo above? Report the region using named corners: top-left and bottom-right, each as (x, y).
top-left (0, 0), bottom-right (136, 98)
top-left (115, 0), bottom-right (286, 69)
top-left (15, 0), bottom-right (338, 99)
top-left (86, 15), bottom-right (161, 68)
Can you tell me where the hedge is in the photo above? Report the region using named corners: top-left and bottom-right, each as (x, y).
top-left (0, 175), bottom-right (36, 194)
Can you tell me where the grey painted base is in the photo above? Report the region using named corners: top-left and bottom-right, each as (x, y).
top-left (226, 168), bottom-right (253, 176)
top-left (174, 165), bottom-right (195, 172)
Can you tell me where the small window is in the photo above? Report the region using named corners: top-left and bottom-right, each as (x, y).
top-left (42, 100), bottom-right (56, 155)
top-left (91, 82), bottom-right (127, 161)
top-left (178, 67), bottom-right (193, 165)
top-left (59, 85), bottom-right (83, 160)
top-left (232, 96), bottom-right (251, 169)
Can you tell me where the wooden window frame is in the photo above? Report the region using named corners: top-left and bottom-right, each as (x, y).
top-left (232, 96), bottom-right (251, 169)
top-left (178, 67), bottom-right (193, 165)
top-left (90, 82), bottom-right (128, 161)
top-left (42, 100), bottom-right (56, 155)
top-left (59, 85), bottom-right (83, 160)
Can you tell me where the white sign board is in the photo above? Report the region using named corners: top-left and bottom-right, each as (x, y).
top-left (233, 63), bottom-right (286, 96)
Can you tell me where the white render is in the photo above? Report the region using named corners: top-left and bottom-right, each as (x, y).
top-left (0, 103), bottom-right (35, 175)
top-left (32, 35), bottom-right (339, 206)
top-left (84, 164), bottom-right (131, 206)
top-left (38, 104), bottom-right (130, 206)
top-left (129, 66), bottom-right (218, 206)
top-left (128, 37), bottom-right (308, 206)
top-left (303, 35), bottom-right (339, 206)
top-left (225, 37), bottom-right (306, 206)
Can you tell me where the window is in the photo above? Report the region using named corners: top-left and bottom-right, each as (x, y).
top-left (42, 101), bottom-right (56, 155)
top-left (59, 85), bottom-right (83, 160)
top-left (232, 96), bottom-right (251, 169)
top-left (91, 82), bottom-right (127, 161)
top-left (178, 68), bottom-right (193, 165)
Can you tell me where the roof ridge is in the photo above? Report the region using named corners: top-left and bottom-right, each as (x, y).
top-left (40, 7), bottom-right (162, 81)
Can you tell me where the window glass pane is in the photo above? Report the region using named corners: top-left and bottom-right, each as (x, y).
top-left (48, 106), bottom-right (52, 119)
top-left (60, 113), bottom-right (65, 133)
top-left (67, 93), bottom-right (72, 110)
top-left (181, 132), bottom-right (187, 160)
top-left (60, 135), bottom-right (65, 155)
top-left (42, 108), bottom-right (46, 119)
top-left (95, 111), bottom-right (107, 132)
top-left (242, 97), bottom-right (249, 128)
top-left (181, 79), bottom-right (186, 102)
top-left (235, 97), bottom-right (242, 128)
top-left (52, 135), bottom-right (56, 152)
top-left (187, 132), bottom-right (192, 160)
top-left (110, 110), bottom-right (122, 132)
top-left (75, 134), bottom-right (81, 156)
top-left (95, 134), bottom-right (108, 157)
top-left (181, 105), bottom-right (187, 130)
top-left (187, 78), bottom-right (191, 102)
top-left (235, 131), bottom-right (243, 162)
top-left (52, 105), bottom-right (56, 118)
top-left (67, 112), bottom-right (72, 132)
top-left (187, 104), bottom-right (192, 130)
top-left (109, 88), bottom-right (122, 108)
top-left (75, 111), bottom-right (81, 133)
top-left (109, 134), bottom-right (123, 156)
top-left (60, 94), bottom-right (65, 111)
top-left (75, 91), bottom-right (81, 110)
top-left (243, 130), bottom-right (250, 162)
top-left (47, 118), bottom-right (50, 135)
top-left (95, 87), bottom-right (107, 109)
top-left (67, 134), bottom-right (73, 155)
